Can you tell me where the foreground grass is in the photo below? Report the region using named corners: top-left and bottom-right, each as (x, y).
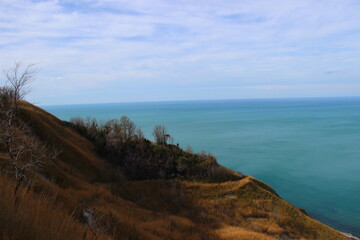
top-left (0, 175), bottom-right (111, 240)
top-left (0, 174), bottom-right (348, 240)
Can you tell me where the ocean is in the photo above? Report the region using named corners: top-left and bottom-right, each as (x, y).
top-left (43, 97), bottom-right (360, 236)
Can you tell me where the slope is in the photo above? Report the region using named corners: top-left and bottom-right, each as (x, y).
top-left (0, 101), bottom-right (348, 240)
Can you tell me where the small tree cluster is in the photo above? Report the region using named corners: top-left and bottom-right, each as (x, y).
top-left (105, 116), bottom-right (141, 146)
top-left (152, 125), bottom-right (174, 145)
top-left (68, 116), bottom-right (238, 181)
top-left (69, 115), bottom-right (144, 147)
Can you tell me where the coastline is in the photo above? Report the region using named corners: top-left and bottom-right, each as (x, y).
top-left (43, 98), bottom-right (360, 236)
top-left (341, 232), bottom-right (360, 240)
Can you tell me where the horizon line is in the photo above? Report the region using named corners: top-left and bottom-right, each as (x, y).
top-left (38, 95), bottom-right (360, 107)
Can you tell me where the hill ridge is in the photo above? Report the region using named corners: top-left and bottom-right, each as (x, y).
top-left (0, 101), bottom-right (349, 240)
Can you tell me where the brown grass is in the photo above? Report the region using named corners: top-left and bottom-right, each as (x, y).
top-left (216, 226), bottom-right (278, 240)
top-left (19, 101), bottom-right (114, 183)
top-left (182, 177), bottom-right (347, 240)
top-left (0, 174), bottom-right (110, 240)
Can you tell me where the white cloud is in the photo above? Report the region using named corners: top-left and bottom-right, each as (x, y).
top-left (0, 0), bottom-right (360, 104)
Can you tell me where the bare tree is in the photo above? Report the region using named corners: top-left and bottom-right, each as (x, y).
top-left (134, 128), bottom-right (144, 140)
top-left (6, 127), bottom-right (60, 194)
top-left (185, 145), bottom-right (193, 154)
top-left (0, 62), bottom-right (59, 194)
top-left (1, 63), bottom-right (35, 128)
top-left (4, 62), bottom-right (36, 103)
top-left (119, 116), bottom-right (136, 140)
top-left (152, 125), bottom-right (170, 144)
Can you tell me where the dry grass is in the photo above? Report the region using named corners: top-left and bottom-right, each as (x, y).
top-left (182, 178), bottom-right (348, 240)
top-left (19, 101), bottom-right (114, 183)
top-left (0, 175), bottom-right (111, 240)
top-left (216, 226), bottom-right (278, 240)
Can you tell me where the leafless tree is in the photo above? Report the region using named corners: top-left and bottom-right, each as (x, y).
top-left (4, 62), bottom-right (37, 101)
top-left (104, 116), bottom-right (139, 146)
top-left (185, 145), bottom-right (193, 154)
top-left (69, 116), bottom-right (85, 126)
top-left (152, 125), bottom-right (170, 144)
top-left (119, 115), bottom-right (136, 140)
top-left (0, 62), bottom-right (60, 194)
top-left (6, 126), bottom-right (60, 194)
top-left (134, 128), bottom-right (144, 140)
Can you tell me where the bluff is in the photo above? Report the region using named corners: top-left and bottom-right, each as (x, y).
top-left (0, 102), bottom-right (348, 240)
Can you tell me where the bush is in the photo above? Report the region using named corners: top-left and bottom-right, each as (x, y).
top-left (66, 116), bottom-right (241, 182)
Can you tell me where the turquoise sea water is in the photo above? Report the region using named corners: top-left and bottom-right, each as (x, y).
top-left (43, 97), bottom-right (360, 236)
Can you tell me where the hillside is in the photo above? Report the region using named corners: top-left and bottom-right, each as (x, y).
top-left (0, 101), bottom-right (348, 240)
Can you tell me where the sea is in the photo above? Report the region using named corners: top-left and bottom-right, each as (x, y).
top-left (43, 97), bottom-right (360, 236)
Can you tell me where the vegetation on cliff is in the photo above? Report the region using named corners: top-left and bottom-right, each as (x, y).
top-left (65, 115), bottom-right (240, 182)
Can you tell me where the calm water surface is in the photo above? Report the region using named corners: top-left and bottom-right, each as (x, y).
top-left (43, 97), bottom-right (360, 236)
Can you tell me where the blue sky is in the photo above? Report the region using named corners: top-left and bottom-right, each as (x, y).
top-left (1, 0), bottom-right (360, 105)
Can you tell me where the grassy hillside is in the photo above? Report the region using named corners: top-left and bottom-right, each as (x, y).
top-left (0, 102), bottom-right (348, 240)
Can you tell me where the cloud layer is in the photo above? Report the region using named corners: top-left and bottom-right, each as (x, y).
top-left (1, 0), bottom-right (360, 104)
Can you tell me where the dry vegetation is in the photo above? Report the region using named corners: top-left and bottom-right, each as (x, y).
top-left (0, 174), bottom-right (112, 240)
top-left (65, 114), bottom-right (240, 182)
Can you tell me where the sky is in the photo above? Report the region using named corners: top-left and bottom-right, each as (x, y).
top-left (1, 0), bottom-right (360, 105)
